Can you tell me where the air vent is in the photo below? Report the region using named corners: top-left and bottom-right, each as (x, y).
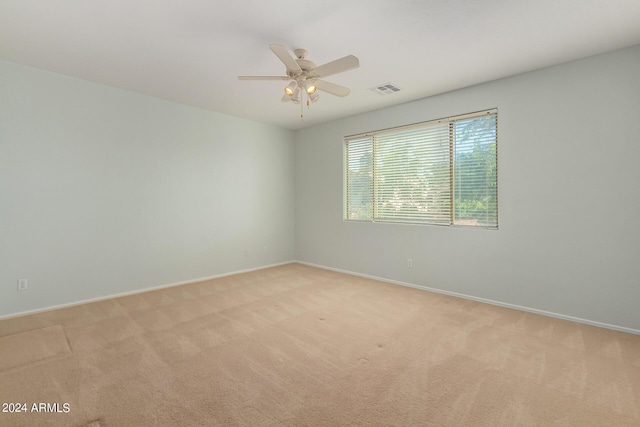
top-left (369, 83), bottom-right (402, 96)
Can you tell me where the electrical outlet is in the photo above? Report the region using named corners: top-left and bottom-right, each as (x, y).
top-left (17, 279), bottom-right (28, 291)
top-left (263, 246), bottom-right (269, 253)
top-left (243, 249), bottom-right (248, 257)
top-left (407, 259), bottom-right (413, 268)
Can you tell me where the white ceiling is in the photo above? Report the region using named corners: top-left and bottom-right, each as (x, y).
top-left (2, 0), bottom-right (640, 130)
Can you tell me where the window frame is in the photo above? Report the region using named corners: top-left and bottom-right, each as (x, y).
top-left (343, 109), bottom-right (498, 229)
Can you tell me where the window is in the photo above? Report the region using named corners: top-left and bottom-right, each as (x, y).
top-left (344, 109), bottom-right (497, 228)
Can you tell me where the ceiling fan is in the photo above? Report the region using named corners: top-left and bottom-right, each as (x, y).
top-left (238, 44), bottom-right (359, 110)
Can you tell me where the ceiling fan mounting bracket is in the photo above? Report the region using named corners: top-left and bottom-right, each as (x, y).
top-left (294, 48), bottom-right (308, 59)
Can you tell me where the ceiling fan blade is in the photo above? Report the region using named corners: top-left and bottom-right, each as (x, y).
top-left (269, 44), bottom-right (302, 74)
top-left (238, 76), bottom-right (290, 81)
top-left (313, 55), bottom-right (359, 78)
top-left (281, 94), bottom-right (291, 103)
top-left (315, 80), bottom-right (351, 97)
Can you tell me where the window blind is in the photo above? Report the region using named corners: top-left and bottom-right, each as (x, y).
top-left (374, 121), bottom-right (451, 224)
top-left (452, 111), bottom-right (498, 227)
top-left (344, 109), bottom-right (497, 228)
top-left (345, 136), bottom-right (373, 220)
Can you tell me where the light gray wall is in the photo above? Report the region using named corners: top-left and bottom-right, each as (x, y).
top-left (294, 45), bottom-right (640, 332)
top-left (0, 60), bottom-right (296, 317)
top-left (3, 45), bottom-right (640, 331)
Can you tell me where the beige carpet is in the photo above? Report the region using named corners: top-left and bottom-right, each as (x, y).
top-left (0, 324), bottom-right (71, 373)
top-left (0, 263), bottom-right (639, 426)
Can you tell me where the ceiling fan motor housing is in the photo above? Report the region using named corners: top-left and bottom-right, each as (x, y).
top-left (295, 59), bottom-right (316, 73)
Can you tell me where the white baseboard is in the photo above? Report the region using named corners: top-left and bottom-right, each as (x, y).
top-left (0, 260), bottom-right (297, 321)
top-left (295, 260), bottom-right (640, 336)
top-left (5, 259), bottom-right (638, 336)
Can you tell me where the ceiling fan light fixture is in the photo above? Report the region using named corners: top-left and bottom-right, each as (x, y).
top-left (309, 91), bottom-right (319, 102)
top-left (306, 81), bottom-right (317, 94)
top-left (291, 87), bottom-right (301, 103)
top-left (284, 81), bottom-right (297, 96)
